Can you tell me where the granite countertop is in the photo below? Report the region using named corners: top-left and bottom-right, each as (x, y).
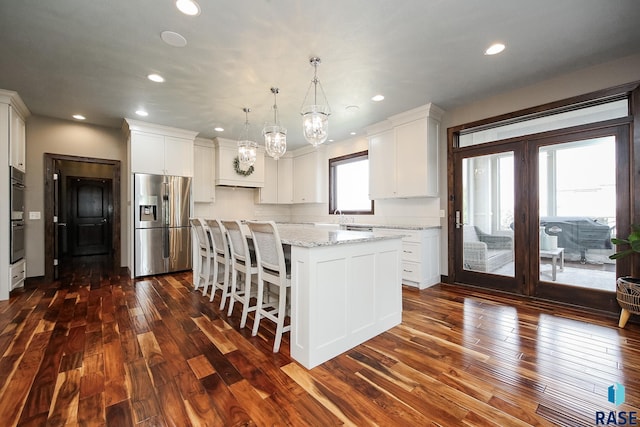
top-left (275, 222), bottom-right (441, 231)
top-left (276, 227), bottom-right (403, 248)
top-left (347, 223), bottom-right (440, 230)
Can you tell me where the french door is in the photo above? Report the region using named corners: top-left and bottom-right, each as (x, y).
top-left (451, 124), bottom-right (630, 312)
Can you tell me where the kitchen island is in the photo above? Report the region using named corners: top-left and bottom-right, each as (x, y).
top-left (275, 226), bottom-right (403, 369)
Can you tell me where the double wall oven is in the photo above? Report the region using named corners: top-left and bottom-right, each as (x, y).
top-left (10, 167), bottom-right (25, 264)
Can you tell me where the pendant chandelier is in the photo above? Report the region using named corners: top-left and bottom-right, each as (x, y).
top-left (262, 87), bottom-right (287, 160)
top-left (237, 107), bottom-right (257, 168)
top-left (301, 57), bottom-right (331, 147)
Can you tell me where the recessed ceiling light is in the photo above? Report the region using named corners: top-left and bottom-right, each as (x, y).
top-left (161, 31), bottom-right (187, 48)
top-left (214, 127), bottom-right (224, 132)
top-left (135, 110), bottom-right (149, 117)
top-left (328, 139), bottom-right (334, 142)
top-left (72, 114), bottom-right (86, 120)
top-left (350, 131), bottom-right (357, 136)
top-left (485, 43), bottom-right (506, 55)
top-left (345, 105), bottom-right (360, 113)
top-left (147, 73), bottom-right (165, 83)
top-left (371, 94), bottom-right (385, 102)
top-left (176, 0), bottom-right (200, 16)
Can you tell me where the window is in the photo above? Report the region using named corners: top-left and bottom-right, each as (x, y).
top-left (329, 151), bottom-right (373, 215)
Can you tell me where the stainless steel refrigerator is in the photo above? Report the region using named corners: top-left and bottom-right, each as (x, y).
top-left (134, 173), bottom-right (192, 277)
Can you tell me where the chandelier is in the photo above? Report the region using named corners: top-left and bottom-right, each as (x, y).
top-left (237, 107), bottom-right (257, 168)
top-left (262, 87), bottom-right (287, 160)
top-left (301, 57), bottom-right (331, 147)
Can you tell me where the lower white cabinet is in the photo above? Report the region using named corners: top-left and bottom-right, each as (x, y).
top-left (373, 227), bottom-right (440, 289)
top-left (10, 259), bottom-right (26, 290)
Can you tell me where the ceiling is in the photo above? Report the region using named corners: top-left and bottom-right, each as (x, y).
top-left (1, 0), bottom-right (640, 149)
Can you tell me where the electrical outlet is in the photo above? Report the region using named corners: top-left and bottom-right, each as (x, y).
top-left (29, 211), bottom-right (41, 220)
top-left (439, 209), bottom-right (446, 218)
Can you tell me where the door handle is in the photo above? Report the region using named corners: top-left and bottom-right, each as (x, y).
top-left (57, 223), bottom-right (67, 227)
top-left (102, 218), bottom-right (107, 223)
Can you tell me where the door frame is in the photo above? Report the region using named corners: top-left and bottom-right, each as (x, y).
top-left (447, 81), bottom-right (640, 311)
top-left (44, 153), bottom-right (121, 281)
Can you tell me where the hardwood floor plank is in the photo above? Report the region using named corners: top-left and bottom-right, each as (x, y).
top-left (3, 260), bottom-right (640, 426)
top-left (47, 368), bottom-right (82, 426)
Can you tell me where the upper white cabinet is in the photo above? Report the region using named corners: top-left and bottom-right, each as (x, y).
top-left (293, 147), bottom-right (326, 203)
top-left (214, 138), bottom-right (265, 187)
top-left (9, 106), bottom-right (26, 172)
top-left (125, 119), bottom-right (197, 177)
top-left (368, 103), bottom-right (443, 199)
top-left (193, 138), bottom-right (215, 203)
top-left (258, 155), bottom-right (293, 204)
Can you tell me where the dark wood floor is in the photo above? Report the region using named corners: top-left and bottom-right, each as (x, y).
top-left (1, 255), bottom-right (639, 426)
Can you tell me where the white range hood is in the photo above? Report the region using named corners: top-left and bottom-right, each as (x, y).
top-left (213, 138), bottom-right (265, 188)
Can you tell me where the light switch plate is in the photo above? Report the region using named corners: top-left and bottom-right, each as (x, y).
top-left (29, 211), bottom-right (41, 220)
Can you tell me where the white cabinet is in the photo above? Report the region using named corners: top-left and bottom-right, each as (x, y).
top-left (368, 103), bottom-right (443, 199)
top-left (125, 119), bottom-right (197, 177)
top-left (9, 106), bottom-right (26, 172)
top-left (10, 259), bottom-right (26, 290)
top-left (193, 139), bottom-right (215, 203)
top-left (373, 227), bottom-right (440, 289)
top-left (130, 132), bottom-right (193, 176)
top-left (214, 138), bottom-right (265, 187)
top-left (368, 128), bottom-right (395, 200)
top-left (258, 155), bottom-right (293, 204)
top-left (0, 89), bottom-right (30, 301)
top-left (293, 148), bottom-right (326, 203)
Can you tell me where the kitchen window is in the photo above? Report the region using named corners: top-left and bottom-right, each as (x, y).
top-left (329, 151), bottom-right (374, 215)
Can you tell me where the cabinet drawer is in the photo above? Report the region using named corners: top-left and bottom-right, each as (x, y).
top-left (401, 261), bottom-right (421, 283)
top-left (402, 242), bottom-right (421, 262)
top-left (399, 229), bottom-right (422, 243)
top-left (10, 260), bottom-right (26, 289)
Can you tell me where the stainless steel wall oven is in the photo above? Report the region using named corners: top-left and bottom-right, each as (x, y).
top-left (10, 167), bottom-right (25, 263)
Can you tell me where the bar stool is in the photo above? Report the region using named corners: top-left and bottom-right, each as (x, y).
top-left (246, 220), bottom-right (291, 353)
top-left (222, 220), bottom-right (259, 328)
top-left (190, 218), bottom-right (214, 293)
top-left (204, 219), bottom-right (232, 309)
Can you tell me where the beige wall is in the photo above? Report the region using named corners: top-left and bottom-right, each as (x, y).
top-left (25, 115), bottom-right (127, 277)
top-left (437, 52), bottom-right (640, 275)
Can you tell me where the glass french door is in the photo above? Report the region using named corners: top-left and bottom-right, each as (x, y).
top-left (452, 125), bottom-right (630, 312)
top-left (530, 127), bottom-right (629, 311)
top-left (454, 143), bottom-right (524, 294)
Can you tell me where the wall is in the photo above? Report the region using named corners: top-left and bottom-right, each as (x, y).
top-left (193, 186), bottom-right (290, 221)
top-left (25, 115), bottom-right (127, 277)
top-left (437, 52), bottom-right (640, 275)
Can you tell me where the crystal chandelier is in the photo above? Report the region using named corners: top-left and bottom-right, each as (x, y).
top-left (237, 107), bottom-right (257, 168)
top-left (301, 57), bottom-right (331, 147)
top-left (262, 87), bottom-right (287, 160)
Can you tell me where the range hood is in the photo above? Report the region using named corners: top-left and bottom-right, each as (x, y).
top-left (214, 138), bottom-right (265, 188)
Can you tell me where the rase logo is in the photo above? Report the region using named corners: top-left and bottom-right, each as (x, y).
top-left (596, 383), bottom-right (637, 425)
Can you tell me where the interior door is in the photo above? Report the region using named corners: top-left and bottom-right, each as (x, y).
top-left (529, 126), bottom-right (629, 311)
top-left (453, 143), bottom-right (524, 294)
top-left (67, 177), bottom-right (112, 256)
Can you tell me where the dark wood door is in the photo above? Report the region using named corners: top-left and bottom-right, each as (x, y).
top-left (67, 177), bottom-right (112, 256)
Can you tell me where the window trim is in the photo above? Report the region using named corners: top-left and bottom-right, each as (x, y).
top-left (328, 150), bottom-right (374, 215)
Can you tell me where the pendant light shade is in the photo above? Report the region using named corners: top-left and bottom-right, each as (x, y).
top-left (301, 57), bottom-right (331, 147)
top-left (237, 107), bottom-right (257, 168)
top-left (263, 87), bottom-right (287, 160)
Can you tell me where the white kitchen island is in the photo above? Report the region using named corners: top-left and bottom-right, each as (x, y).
top-left (275, 226), bottom-right (403, 369)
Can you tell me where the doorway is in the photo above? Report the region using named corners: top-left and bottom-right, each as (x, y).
top-left (447, 86), bottom-right (638, 313)
top-left (44, 154), bottom-right (121, 281)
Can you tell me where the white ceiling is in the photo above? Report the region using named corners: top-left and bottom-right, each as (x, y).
top-left (1, 0), bottom-right (640, 149)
